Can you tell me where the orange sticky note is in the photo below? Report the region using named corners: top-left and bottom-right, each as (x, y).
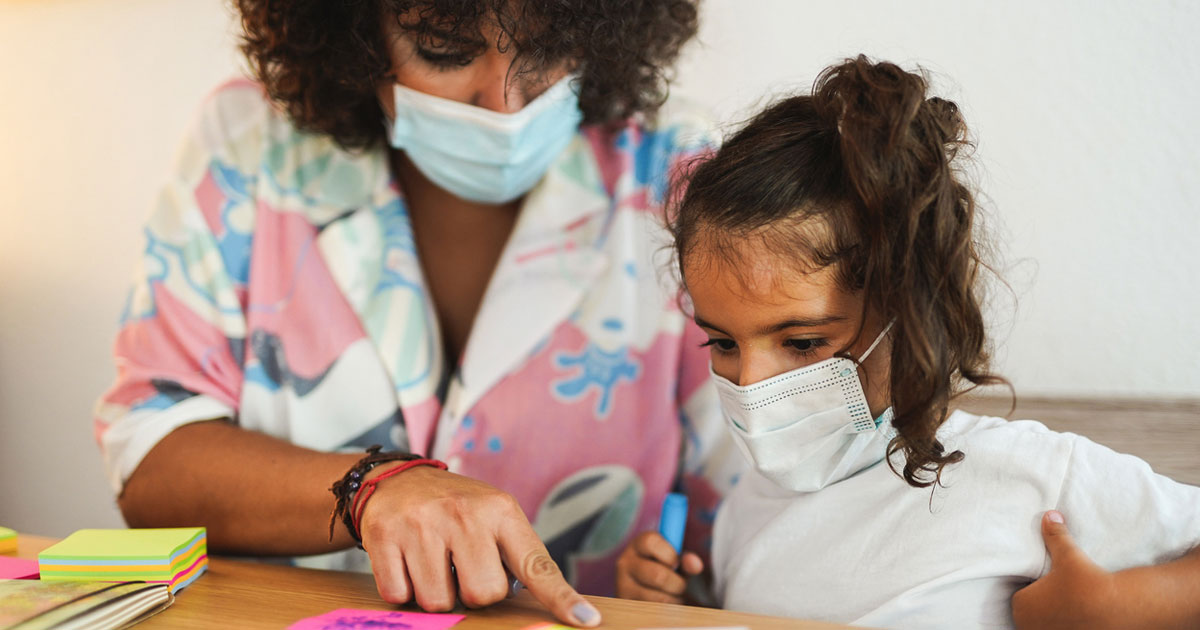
top-left (0, 527), bottom-right (16, 553)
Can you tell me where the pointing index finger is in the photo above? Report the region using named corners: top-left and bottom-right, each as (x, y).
top-left (498, 520), bottom-right (601, 627)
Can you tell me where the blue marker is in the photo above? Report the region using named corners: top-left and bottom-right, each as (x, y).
top-left (657, 492), bottom-right (688, 554)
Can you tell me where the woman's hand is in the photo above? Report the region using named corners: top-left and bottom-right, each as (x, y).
top-left (359, 465), bottom-right (601, 627)
top-left (1013, 510), bottom-right (1200, 630)
top-left (1012, 511), bottom-right (1118, 630)
top-left (615, 530), bottom-right (704, 604)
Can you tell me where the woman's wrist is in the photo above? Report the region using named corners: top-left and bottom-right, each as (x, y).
top-left (327, 446), bottom-right (419, 544)
top-left (350, 458), bottom-right (448, 542)
top-left (328, 446), bottom-right (446, 547)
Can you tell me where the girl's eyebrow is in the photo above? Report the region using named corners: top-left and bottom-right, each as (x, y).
top-left (694, 315), bottom-right (847, 336)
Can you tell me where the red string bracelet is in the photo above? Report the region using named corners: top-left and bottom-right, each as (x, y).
top-left (350, 458), bottom-right (448, 544)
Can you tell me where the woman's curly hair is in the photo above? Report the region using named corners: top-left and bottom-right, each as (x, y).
top-left (672, 56), bottom-right (1010, 488)
top-left (235, 0), bottom-right (699, 150)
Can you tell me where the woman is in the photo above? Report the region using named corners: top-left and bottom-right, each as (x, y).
top-left (95, 1), bottom-right (741, 626)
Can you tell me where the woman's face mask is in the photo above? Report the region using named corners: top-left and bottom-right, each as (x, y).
top-left (378, 17), bottom-right (583, 204)
top-left (386, 75), bottom-right (583, 204)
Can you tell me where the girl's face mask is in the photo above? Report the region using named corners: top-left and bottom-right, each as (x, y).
top-left (386, 75), bottom-right (583, 204)
top-left (711, 323), bottom-right (896, 492)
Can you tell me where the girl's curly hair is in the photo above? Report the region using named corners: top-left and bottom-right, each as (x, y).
top-left (672, 56), bottom-right (1010, 488)
top-left (235, 0), bottom-right (699, 150)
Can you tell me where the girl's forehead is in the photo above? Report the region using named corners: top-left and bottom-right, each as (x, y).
top-left (684, 243), bottom-right (841, 308)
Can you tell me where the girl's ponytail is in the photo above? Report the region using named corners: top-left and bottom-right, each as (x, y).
top-left (814, 56), bottom-right (1004, 486)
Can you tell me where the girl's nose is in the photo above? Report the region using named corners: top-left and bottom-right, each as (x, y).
top-left (738, 352), bottom-right (790, 387)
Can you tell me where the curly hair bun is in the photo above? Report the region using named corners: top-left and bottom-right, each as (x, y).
top-left (812, 55), bottom-right (966, 219)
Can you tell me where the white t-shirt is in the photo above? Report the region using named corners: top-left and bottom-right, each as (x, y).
top-left (712, 410), bottom-right (1200, 629)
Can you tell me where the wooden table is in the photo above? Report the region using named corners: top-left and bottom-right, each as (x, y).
top-left (12, 535), bottom-right (850, 629)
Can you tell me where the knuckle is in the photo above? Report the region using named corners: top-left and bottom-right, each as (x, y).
top-left (521, 550), bottom-right (563, 581)
top-left (445, 504), bottom-right (474, 532)
top-left (376, 582), bottom-right (410, 604)
top-left (416, 591), bottom-right (455, 613)
top-left (400, 507), bottom-right (432, 531)
top-left (462, 582), bottom-right (508, 608)
top-left (650, 567), bottom-right (674, 590)
top-left (457, 587), bottom-right (483, 608)
top-left (490, 491), bottom-right (522, 516)
top-left (422, 495), bottom-right (460, 520)
top-left (650, 569), bottom-right (670, 590)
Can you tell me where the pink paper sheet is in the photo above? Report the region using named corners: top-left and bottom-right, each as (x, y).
top-left (0, 556), bottom-right (39, 579)
top-left (287, 609), bottom-right (465, 630)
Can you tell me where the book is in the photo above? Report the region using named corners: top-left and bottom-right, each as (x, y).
top-left (37, 528), bottom-right (207, 594)
top-left (0, 579), bottom-right (172, 630)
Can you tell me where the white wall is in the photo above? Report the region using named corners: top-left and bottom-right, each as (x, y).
top-left (1, 0), bottom-right (1196, 536)
top-left (672, 0), bottom-right (1200, 398)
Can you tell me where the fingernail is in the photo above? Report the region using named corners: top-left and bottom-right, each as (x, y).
top-left (508, 577), bottom-right (524, 597)
top-left (571, 601), bottom-right (600, 626)
top-left (1047, 510), bottom-right (1064, 524)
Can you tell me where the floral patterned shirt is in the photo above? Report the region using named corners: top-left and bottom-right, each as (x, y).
top-left (95, 79), bottom-right (743, 595)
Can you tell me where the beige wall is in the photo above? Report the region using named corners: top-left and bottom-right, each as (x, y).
top-left (0, 0), bottom-right (241, 534)
top-left (1, 0), bottom-right (1197, 536)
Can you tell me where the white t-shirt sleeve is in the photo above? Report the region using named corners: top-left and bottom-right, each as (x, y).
top-left (1053, 433), bottom-right (1200, 574)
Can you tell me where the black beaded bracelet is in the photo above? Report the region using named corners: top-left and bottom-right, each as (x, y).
top-left (328, 445), bottom-right (421, 546)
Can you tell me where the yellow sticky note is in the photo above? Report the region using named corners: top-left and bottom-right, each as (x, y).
top-left (0, 527), bottom-right (16, 553)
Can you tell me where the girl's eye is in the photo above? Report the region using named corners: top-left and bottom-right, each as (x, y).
top-left (699, 338), bottom-right (736, 352)
top-left (785, 338), bottom-right (827, 356)
top-left (417, 48), bottom-right (475, 69)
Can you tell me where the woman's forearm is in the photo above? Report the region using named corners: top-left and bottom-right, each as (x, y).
top-left (117, 420), bottom-right (363, 555)
top-left (1113, 545), bottom-right (1200, 629)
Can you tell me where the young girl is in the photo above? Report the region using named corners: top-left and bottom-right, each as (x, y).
top-left (616, 56), bottom-right (1200, 628)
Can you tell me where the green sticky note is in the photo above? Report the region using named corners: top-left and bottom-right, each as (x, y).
top-left (39, 528), bottom-right (205, 561)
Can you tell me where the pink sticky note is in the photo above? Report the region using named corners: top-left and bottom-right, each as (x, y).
top-left (287, 609), bottom-right (465, 630)
top-left (0, 556), bottom-right (39, 579)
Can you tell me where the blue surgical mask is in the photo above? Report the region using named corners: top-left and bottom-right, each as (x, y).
top-left (387, 75), bottom-right (583, 204)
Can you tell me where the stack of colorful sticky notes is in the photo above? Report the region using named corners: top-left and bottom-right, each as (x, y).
top-left (37, 527), bottom-right (207, 593)
top-left (0, 526), bottom-right (16, 553)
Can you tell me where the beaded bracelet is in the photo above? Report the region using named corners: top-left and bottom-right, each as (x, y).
top-left (349, 457), bottom-right (448, 543)
top-left (328, 445), bottom-right (444, 545)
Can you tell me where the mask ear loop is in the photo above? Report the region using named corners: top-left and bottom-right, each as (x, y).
top-left (858, 319), bottom-right (895, 363)
top-left (857, 319), bottom-right (897, 432)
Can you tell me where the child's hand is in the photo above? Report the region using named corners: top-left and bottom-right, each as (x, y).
top-left (615, 531), bottom-right (705, 604)
top-left (1011, 511), bottom-right (1118, 630)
